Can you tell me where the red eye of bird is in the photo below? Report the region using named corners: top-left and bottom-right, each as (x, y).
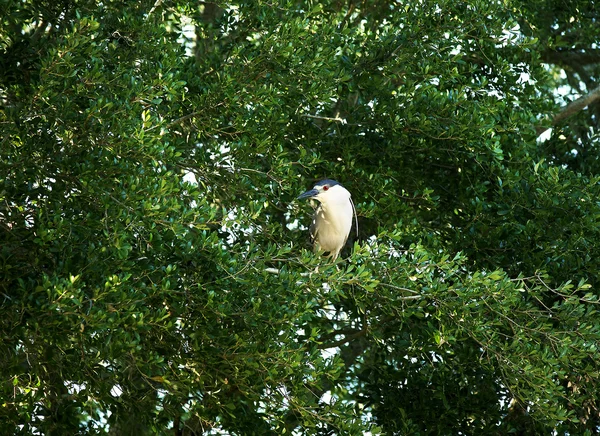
top-left (323, 185), bottom-right (329, 191)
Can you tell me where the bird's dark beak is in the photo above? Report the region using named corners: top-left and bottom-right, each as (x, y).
top-left (297, 188), bottom-right (318, 200)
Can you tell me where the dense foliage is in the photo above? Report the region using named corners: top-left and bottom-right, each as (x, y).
top-left (2, 0), bottom-right (600, 434)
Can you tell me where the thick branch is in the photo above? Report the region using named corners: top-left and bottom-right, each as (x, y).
top-left (537, 85), bottom-right (600, 136)
top-left (553, 85), bottom-right (600, 124)
top-left (317, 328), bottom-right (366, 349)
top-left (541, 49), bottom-right (600, 67)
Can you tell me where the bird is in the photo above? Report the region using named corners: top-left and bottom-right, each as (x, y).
top-left (297, 179), bottom-right (358, 260)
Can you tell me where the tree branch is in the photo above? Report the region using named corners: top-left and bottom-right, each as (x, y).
top-left (301, 114), bottom-right (346, 123)
top-left (541, 49), bottom-right (600, 67)
top-left (537, 85), bottom-right (600, 136)
top-left (317, 328), bottom-right (367, 349)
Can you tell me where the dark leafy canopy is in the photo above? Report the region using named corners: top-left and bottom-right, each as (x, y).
top-left (1, 0), bottom-right (600, 434)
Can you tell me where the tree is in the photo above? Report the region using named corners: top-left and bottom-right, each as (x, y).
top-left (1, 0), bottom-right (599, 434)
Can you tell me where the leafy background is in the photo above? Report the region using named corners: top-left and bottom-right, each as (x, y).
top-left (1, 0), bottom-right (600, 434)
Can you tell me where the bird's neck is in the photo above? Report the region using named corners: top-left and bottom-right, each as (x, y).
top-left (318, 200), bottom-right (352, 224)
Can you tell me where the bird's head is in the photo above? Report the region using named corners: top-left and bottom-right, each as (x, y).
top-left (297, 179), bottom-right (350, 205)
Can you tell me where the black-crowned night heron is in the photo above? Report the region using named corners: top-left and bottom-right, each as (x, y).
top-left (298, 179), bottom-right (358, 260)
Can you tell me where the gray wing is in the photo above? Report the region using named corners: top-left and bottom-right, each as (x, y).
top-left (309, 205), bottom-right (320, 245)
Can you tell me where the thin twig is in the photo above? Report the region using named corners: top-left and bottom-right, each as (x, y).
top-left (146, 0), bottom-right (163, 19)
top-left (379, 282), bottom-right (420, 294)
top-left (301, 114), bottom-right (346, 123)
